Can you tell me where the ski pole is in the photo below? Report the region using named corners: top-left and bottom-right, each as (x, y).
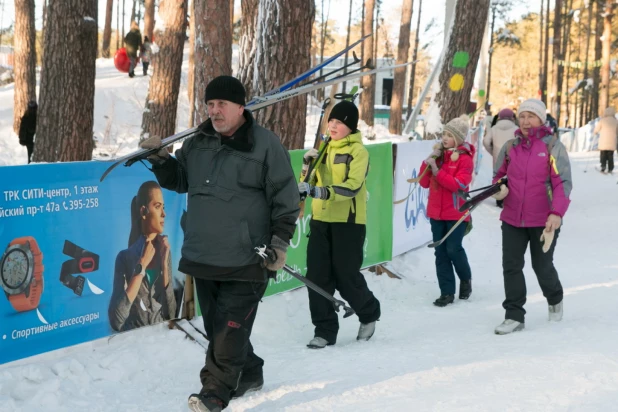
top-left (313, 98), bottom-right (331, 149)
top-left (254, 246), bottom-right (355, 318)
top-left (299, 52), bottom-right (362, 86)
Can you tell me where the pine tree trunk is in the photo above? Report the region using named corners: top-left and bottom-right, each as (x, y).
top-left (122, 0), bottom-right (126, 40)
top-left (188, 0), bottom-right (195, 128)
top-left (238, 0), bottom-right (258, 100)
top-left (360, 0), bottom-right (375, 126)
top-left (406, 0), bottom-right (422, 119)
top-left (317, 0), bottom-right (330, 102)
top-left (102, 0), bottom-right (114, 58)
top-left (436, 0), bottom-right (490, 123)
top-left (550, 0), bottom-right (562, 122)
top-left (42, 0), bottom-right (48, 45)
top-left (562, 0), bottom-right (573, 127)
top-left (591, 0), bottom-right (602, 118)
top-left (580, 0), bottom-right (593, 124)
top-left (144, 0), bottom-right (155, 41)
top-left (388, 0), bottom-right (413, 135)
top-left (248, 0), bottom-right (315, 149)
top-left (342, 0), bottom-right (353, 94)
top-left (485, 7), bottom-right (496, 111)
top-left (538, 0), bottom-right (544, 100)
top-left (32, 0), bottom-right (98, 162)
top-left (140, 0), bottom-right (188, 143)
top-left (541, 0), bottom-right (550, 104)
top-left (130, 0), bottom-right (136, 23)
top-left (116, 0), bottom-right (120, 50)
top-left (230, 0), bottom-right (234, 29)
top-left (193, 0), bottom-right (232, 125)
top-left (599, 1), bottom-right (614, 114)
top-left (13, 0), bottom-right (37, 134)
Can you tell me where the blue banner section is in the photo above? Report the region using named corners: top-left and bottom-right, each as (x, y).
top-left (0, 161), bottom-right (186, 365)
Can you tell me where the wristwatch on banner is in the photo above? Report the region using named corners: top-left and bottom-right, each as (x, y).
top-left (132, 263), bottom-right (145, 279)
top-left (0, 236), bottom-right (44, 312)
top-left (60, 240), bottom-right (100, 296)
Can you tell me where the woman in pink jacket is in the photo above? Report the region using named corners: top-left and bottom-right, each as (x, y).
top-left (492, 99), bottom-right (572, 335)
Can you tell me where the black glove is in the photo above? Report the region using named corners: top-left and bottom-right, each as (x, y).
top-left (139, 135), bottom-right (170, 164)
top-left (261, 235), bottom-right (288, 271)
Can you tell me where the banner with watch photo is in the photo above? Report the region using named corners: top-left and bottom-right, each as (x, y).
top-left (0, 161), bottom-right (186, 365)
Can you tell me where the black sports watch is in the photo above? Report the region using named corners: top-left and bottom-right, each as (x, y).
top-left (133, 263), bottom-right (144, 278)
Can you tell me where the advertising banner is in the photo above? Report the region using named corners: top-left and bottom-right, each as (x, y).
top-left (392, 141), bottom-right (434, 257)
top-left (0, 162), bottom-right (186, 365)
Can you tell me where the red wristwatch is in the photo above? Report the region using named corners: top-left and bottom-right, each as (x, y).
top-left (0, 236), bottom-right (44, 312)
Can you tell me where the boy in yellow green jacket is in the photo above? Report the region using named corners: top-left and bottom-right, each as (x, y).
top-left (298, 101), bottom-right (381, 349)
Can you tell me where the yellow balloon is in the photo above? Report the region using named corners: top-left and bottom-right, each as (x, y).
top-left (449, 74), bottom-right (465, 92)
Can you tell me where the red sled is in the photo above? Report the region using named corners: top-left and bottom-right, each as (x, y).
top-left (114, 47), bottom-right (140, 73)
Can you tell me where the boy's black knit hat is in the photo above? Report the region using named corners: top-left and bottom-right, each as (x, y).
top-left (205, 75), bottom-right (245, 105)
top-left (328, 100), bottom-right (359, 132)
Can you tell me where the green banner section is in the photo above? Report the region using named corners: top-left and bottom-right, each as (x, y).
top-left (196, 142), bottom-right (393, 315)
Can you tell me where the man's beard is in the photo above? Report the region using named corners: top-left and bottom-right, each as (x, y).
top-left (212, 118), bottom-right (232, 134)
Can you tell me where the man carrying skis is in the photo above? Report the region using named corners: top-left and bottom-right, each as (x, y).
top-left (140, 75), bottom-right (300, 411)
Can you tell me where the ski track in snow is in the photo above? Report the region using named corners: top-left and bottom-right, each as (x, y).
top-left (2, 53), bottom-right (618, 412)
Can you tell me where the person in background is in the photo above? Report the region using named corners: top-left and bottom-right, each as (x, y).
top-left (483, 108), bottom-right (518, 208)
top-left (492, 98), bottom-right (572, 335)
top-left (593, 106), bottom-right (617, 175)
top-left (18, 101), bottom-right (37, 164)
top-left (419, 114), bottom-right (475, 307)
top-left (298, 100), bottom-right (381, 349)
top-left (124, 21), bottom-right (142, 78)
top-left (140, 36), bottom-right (152, 76)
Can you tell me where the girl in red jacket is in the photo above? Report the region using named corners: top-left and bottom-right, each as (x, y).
top-left (419, 115), bottom-right (475, 307)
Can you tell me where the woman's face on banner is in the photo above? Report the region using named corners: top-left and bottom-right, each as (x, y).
top-left (143, 188), bottom-right (165, 235)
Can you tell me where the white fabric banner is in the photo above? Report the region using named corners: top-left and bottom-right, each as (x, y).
top-left (392, 140), bottom-right (435, 257)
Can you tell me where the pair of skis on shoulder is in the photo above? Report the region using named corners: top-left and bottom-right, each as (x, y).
top-left (99, 35), bottom-right (415, 182)
top-left (427, 177), bottom-right (507, 248)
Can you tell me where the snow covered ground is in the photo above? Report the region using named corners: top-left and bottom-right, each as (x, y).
top-left (1, 148), bottom-right (617, 412)
top-left (2, 53), bottom-right (618, 411)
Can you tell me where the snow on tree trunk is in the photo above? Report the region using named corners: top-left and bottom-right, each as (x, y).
top-left (435, 0), bottom-right (490, 125)
top-left (238, 0), bottom-right (258, 100)
top-left (193, 0), bottom-right (232, 125)
top-left (388, 0), bottom-right (413, 135)
top-left (360, 0), bottom-right (375, 127)
top-left (243, 0), bottom-right (315, 150)
top-left (140, 0), bottom-right (188, 144)
top-left (101, 0), bottom-right (114, 58)
top-left (144, 0), bottom-right (155, 41)
top-left (13, 0), bottom-right (37, 134)
top-left (32, 0), bottom-right (97, 162)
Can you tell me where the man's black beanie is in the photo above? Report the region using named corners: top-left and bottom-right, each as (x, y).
top-left (205, 75), bottom-right (246, 106)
